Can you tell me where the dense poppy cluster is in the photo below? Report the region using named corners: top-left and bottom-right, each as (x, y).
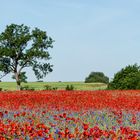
top-left (0, 90), bottom-right (139, 139)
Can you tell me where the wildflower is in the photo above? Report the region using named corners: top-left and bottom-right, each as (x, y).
top-left (83, 123), bottom-right (89, 131)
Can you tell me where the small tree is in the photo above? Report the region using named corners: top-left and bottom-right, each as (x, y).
top-left (0, 24), bottom-right (54, 90)
top-left (85, 72), bottom-right (109, 84)
top-left (108, 64), bottom-right (140, 89)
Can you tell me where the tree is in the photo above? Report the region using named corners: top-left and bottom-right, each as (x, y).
top-left (85, 72), bottom-right (109, 84)
top-left (0, 24), bottom-right (54, 90)
top-left (108, 64), bottom-right (140, 89)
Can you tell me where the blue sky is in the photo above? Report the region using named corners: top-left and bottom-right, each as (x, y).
top-left (0, 0), bottom-right (140, 82)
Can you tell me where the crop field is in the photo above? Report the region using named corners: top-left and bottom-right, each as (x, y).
top-left (0, 82), bottom-right (107, 91)
top-left (0, 90), bottom-right (139, 139)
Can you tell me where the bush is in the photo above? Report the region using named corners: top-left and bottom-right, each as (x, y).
top-left (108, 64), bottom-right (140, 89)
top-left (0, 88), bottom-right (2, 91)
top-left (65, 85), bottom-right (75, 90)
top-left (85, 72), bottom-right (109, 84)
top-left (44, 85), bottom-right (57, 90)
top-left (21, 86), bottom-right (35, 91)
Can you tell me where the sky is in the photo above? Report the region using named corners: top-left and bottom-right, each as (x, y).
top-left (0, 0), bottom-right (140, 82)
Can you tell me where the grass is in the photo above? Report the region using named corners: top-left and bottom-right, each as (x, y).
top-left (0, 81), bottom-right (107, 91)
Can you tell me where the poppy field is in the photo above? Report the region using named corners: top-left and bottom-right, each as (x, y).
top-left (0, 90), bottom-right (140, 139)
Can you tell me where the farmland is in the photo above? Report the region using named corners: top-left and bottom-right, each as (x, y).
top-left (0, 82), bottom-right (107, 91)
top-left (0, 90), bottom-right (139, 139)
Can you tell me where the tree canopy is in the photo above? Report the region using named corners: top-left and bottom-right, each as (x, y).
top-left (0, 24), bottom-right (54, 89)
top-left (85, 72), bottom-right (109, 84)
top-left (108, 64), bottom-right (140, 89)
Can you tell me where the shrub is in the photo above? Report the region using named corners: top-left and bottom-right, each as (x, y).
top-left (108, 64), bottom-right (140, 89)
top-left (0, 88), bottom-right (2, 91)
top-left (44, 85), bottom-right (57, 90)
top-left (85, 72), bottom-right (109, 84)
top-left (21, 86), bottom-right (35, 91)
top-left (65, 85), bottom-right (75, 90)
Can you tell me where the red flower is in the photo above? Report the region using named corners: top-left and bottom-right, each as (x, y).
top-left (83, 131), bottom-right (89, 137)
top-left (63, 113), bottom-right (67, 118)
top-left (83, 123), bottom-right (89, 130)
top-left (0, 112), bottom-right (3, 118)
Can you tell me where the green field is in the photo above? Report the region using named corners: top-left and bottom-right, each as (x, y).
top-left (0, 82), bottom-right (107, 91)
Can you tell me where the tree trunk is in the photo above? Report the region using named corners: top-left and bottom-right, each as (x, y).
top-left (15, 72), bottom-right (21, 90)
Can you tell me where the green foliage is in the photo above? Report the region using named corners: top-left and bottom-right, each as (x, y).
top-left (0, 58), bottom-right (11, 79)
top-left (0, 88), bottom-right (2, 91)
top-left (0, 24), bottom-right (54, 89)
top-left (12, 72), bottom-right (27, 83)
top-left (44, 85), bottom-right (57, 90)
top-left (108, 64), bottom-right (140, 89)
top-left (85, 72), bottom-right (109, 84)
top-left (65, 85), bottom-right (75, 90)
top-left (20, 85), bottom-right (35, 91)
